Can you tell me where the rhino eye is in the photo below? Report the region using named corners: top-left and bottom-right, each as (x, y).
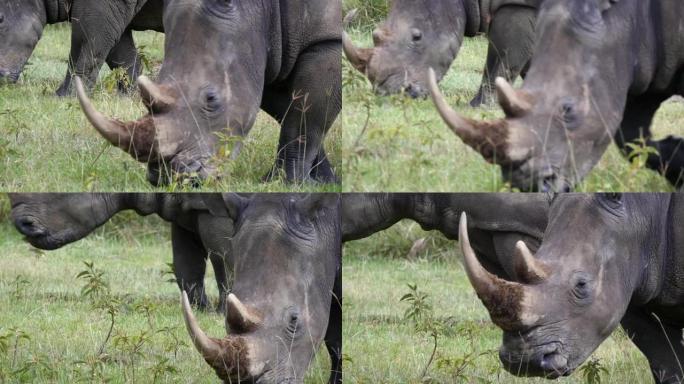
top-left (411, 28), bottom-right (422, 42)
top-left (572, 279), bottom-right (591, 301)
top-left (0, 14), bottom-right (5, 24)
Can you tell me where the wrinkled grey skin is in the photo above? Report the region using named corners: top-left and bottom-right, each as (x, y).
top-left (437, 0), bottom-right (684, 191)
top-left (195, 194), bottom-right (342, 384)
top-left (80, 0), bottom-right (341, 186)
top-left (342, 193), bottom-right (548, 280)
top-left (344, 0), bottom-right (538, 104)
top-left (468, 194), bottom-right (684, 383)
top-left (0, 0), bottom-right (162, 93)
top-left (9, 193), bottom-right (232, 311)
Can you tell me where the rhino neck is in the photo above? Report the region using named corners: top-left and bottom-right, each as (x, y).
top-left (630, 196), bottom-right (676, 307)
top-left (45, 0), bottom-right (71, 24)
top-left (123, 193), bottom-right (210, 224)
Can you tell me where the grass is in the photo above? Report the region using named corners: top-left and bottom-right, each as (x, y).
top-left (0, 24), bottom-right (341, 192)
top-left (0, 198), bottom-right (332, 383)
top-left (341, 29), bottom-right (684, 192)
top-left (343, 221), bottom-right (654, 383)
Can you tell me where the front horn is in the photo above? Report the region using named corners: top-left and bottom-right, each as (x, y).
top-left (181, 291), bottom-right (253, 381)
top-left (343, 32), bottom-right (372, 74)
top-left (459, 213), bottom-right (533, 331)
top-left (428, 69), bottom-right (513, 164)
top-left (75, 76), bottom-right (157, 162)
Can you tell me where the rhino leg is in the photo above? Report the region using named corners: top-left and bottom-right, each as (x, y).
top-left (207, 250), bottom-right (229, 313)
top-left (262, 41), bottom-right (341, 184)
top-left (324, 269), bottom-right (342, 384)
top-left (621, 309), bottom-right (684, 384)
top-left (105, 29), bottom-right (142, 94)
top-left (171, 224), bottom-right (209, 310)
top-left (470, 6), bottom-right (536, 107)
top-left (615, 95), bottom-right (684, 187)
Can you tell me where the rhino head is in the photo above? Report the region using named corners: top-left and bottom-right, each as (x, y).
top-left (76, 1), bottom-right (270, 186)
top-left (184, 193), bottom-right (340, 383)
top-left (429, 0), bottom-right (630, 191)
top-left (0, 0), bottom-right (53, 83)
top-left (459, 193), bottom-right (669, 378)
top-left (343, 0), bottom-right (476, 98)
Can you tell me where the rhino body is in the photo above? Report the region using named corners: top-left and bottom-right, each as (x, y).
top-left (460, 193), bottom-right (684, 383)
top-left (9, 193), bottom-right (342, 384)
top-left (77, 0), bottom-right (341, 186)
top-left (430, 0), bottom-right (684, 191)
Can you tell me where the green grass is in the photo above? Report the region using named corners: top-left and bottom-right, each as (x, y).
top-left (0, 24), bottom-right (341, 192)
top-left (342, 29), bottom-right (684, 192)
top-left (343, 221), bottom-right (653, 383)
top-left (0, 202), bottom-right (332, 383)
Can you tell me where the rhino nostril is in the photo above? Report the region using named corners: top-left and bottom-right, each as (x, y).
top-left (17, 217), bottom-right (45, 236)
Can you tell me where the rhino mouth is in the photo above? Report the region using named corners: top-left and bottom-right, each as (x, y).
top-left (499, 342), bottom-right (575, 379)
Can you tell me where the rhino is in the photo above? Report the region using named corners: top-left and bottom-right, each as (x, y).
top-left (185, 193), bottom-right (342, 384)
top-left (459, 193), bottom-right (684, 383)
top-left (343, 0), bottom-right (540, 105)
top-left (0, 0), bottom-right (163, 94)
top-left (76, 0), bottom-right (341, 186)
top-left (342, 193), bottom-right (548, 280)
top-left (9, 193), bottom-right (233, 311)
top-left (430, 0), bottom-right (684, 191)
top-left (9, 192), bottom-right (342, 384)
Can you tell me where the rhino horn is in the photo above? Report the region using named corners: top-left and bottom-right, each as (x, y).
top-left (138, 76), bottom-right (175, 111)
top-left (181, 291), bottom-right (256, 381)
top-left (429, 68), bottom-right (520, 163)
top-left (495, 77), bottom-right (533, 118)
top-left (459, 213), bottom-right (534, 331)
top-left (75, 77), bottom-right (157, 162)
top-left (343, 31), bottom-right (372, 74)
top-left (514, 240), bottom-right (550, 283)
top-left (226, 293), bottom-right (262, 332)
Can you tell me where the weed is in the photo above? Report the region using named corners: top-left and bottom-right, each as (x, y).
top-left (579, 357), bottom-right (608, 384)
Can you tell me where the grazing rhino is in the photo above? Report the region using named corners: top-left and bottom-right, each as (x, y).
top-left (343, 0), bottom-right (540, 105)
top-left (0, 0), bottom-right (163, 94)
top-left (459, 193), bottom-right (684, 383)
top-left (76, 0), bottom-right (341, 186)
top-left (9, 193), bottom-right (233, 311)
top-left (342, 193), bottom-right (548, 280)
top-left (183, 193), bottom-right (342, 384)
top-left (430, 0), bottom-right (684, 192)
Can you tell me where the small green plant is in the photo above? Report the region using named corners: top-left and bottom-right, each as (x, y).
top-left (94, 297), bottom-right (121, 356)
top-left (113, 330), bottom-right (151, 382)
top-left (160, 262), bottom-right (177, 284)
top-left (134, 297), bottom-right (158, 329)
top-left (7, 327), bottom-right (31, 369)
top-left (10, 274), bottom-right (30, 299)
top-left (400, 283), bottom-right (433, 324)
top-left (102, 67), bottom-right (131, 93)
top-left (156, 326), bottom-right (187, 359)
top-left (151, 357), bottom-right (178, 383)
top-left (580, 357), bottom-right (608, 384)
top-left (77, 260), bottom-right (110, 301)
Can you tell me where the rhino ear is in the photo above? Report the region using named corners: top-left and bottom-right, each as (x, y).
top-left (295, 194), bottom-right (340, 216)
top-left (202, 193), bottom-right (246, 220)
